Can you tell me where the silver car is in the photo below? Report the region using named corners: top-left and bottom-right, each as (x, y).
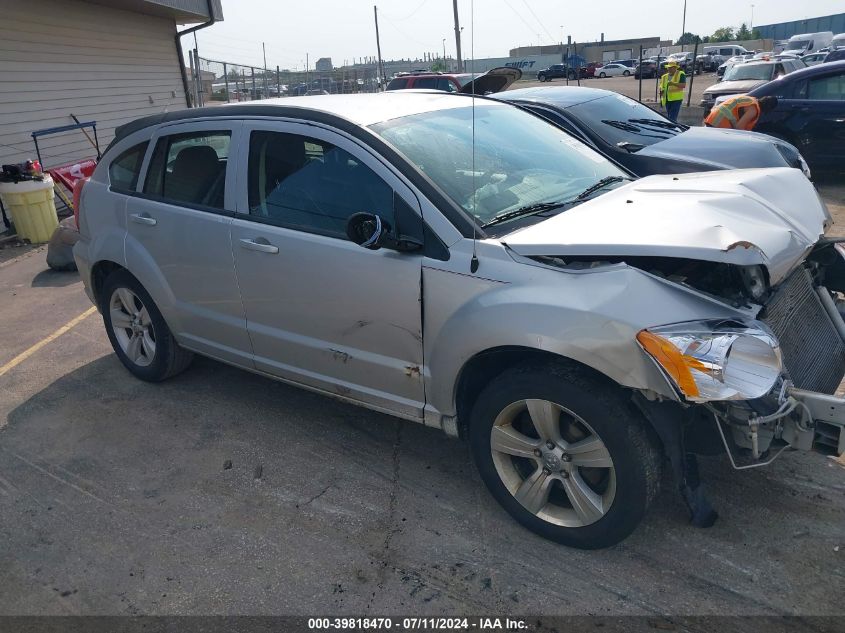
top-left (74, 93), bottom-right (845, 549)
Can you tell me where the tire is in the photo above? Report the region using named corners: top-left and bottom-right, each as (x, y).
top-left (538, 74), bottom-right (546, 82)
top-left (599, 72), bottom-right (606, 78)
top-left (468, 362), bottom-right (663, 549)
top-left (101, 269), bottom-right (193, 382)
top-left (623, 70), bottom-right (630, 76)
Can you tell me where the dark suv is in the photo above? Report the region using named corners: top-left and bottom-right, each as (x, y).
top-left (537, 64), bottom-right (584, 81)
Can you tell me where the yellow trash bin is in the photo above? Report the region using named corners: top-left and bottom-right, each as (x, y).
top-left (0, 176), bottom-right (59, 244)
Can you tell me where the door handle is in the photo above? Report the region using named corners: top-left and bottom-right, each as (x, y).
top-left (239, 238), bottom-right (279, 254)
top-left (130, 213), bottom-right (157, 226)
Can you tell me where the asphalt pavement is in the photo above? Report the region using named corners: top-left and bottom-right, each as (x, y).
top-left (0, 227), bottom-right (843, 617)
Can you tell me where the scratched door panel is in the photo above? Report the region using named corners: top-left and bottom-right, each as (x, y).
top-left (231, 121), bottom-right (425, 420)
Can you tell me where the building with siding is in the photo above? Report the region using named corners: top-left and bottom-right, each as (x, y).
top-left (0, 0), bottom-right (223, 168)
top-left (755, 12), bottom-right (845, 41)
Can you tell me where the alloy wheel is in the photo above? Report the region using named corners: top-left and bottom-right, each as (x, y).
top-left (490, 399), bottom-right (616, 527)
top-left (109, 287), bottom-right (156, 367)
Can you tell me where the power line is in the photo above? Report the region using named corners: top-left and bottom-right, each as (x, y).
top-left (500, 0), bottom-right (545, 44)
top-left (518, 0), bottom-right (556, 43)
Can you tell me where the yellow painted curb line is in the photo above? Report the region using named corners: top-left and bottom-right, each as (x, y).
top-left (0, 306), bottom-right (97, 378)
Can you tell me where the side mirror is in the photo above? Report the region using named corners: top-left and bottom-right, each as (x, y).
top-left (346, 212), bottom-right (423, 253)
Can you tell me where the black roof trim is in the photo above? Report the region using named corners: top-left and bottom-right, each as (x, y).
top-left (107, 103), bottom-right (483, 239)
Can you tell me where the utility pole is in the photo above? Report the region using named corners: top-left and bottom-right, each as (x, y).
top-left (374, 5), bottom-right (385, 90)
top-left (262, 42), bottom-right (268, 98)
top-left (751, 4), bottom-right (755, 30)
top-left (681, 0), bottom-right (687, 51)
top-left (452, 0), bottom-right (463, 72)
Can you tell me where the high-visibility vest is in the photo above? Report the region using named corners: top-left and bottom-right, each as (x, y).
top-left (704, 95), bottom-right (761, 130)
top-left (660, 69), bottom-right (685, 105)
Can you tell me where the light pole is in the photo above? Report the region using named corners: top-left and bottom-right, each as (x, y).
top-left (681, 0), bottom-right (687, 51)
top-left (751, 4), bottom-right (755, 30)
top-left (442, 38), bottom-right (446, 67)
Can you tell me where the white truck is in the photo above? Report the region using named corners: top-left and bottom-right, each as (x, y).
top-left (782, 32), bottom-right (834, 55)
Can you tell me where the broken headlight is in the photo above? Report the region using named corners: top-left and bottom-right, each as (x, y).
top-left (637, 320), bottom-right (782, 402)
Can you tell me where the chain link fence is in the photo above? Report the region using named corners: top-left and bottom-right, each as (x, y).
top-left (188, 54), bottom-right (382, 106)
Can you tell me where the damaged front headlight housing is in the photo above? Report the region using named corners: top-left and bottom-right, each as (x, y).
top-left (637, 320), bottom-right (782, 402)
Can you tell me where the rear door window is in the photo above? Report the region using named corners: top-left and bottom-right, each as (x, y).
top-left (143, 131), bottom-right (230, 210)
top-left (108, 142), bottom-right (148, 192)
top-left (807, 73), bottom-right (845, 100)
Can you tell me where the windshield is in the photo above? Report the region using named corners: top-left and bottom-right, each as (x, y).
top-left (371, 103), bottom-right (625, 226)
top-left (785, 40), bottom-right (811, 51)
top-left (723, 63), bottom-right (775, 81)
top-left (566, 93), bottom-right (684, 147)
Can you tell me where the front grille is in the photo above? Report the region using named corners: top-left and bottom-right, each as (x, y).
top-left (761, 267), bottom-right (845, 394)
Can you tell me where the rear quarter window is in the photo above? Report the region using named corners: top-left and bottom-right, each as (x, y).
top-left (108, 142), bottom-right (148, 192)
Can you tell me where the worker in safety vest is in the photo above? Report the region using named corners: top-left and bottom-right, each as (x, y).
top-left (704, 95), bottom-right (779, 130)
top-left (659, 60), bottom-right (686, 123)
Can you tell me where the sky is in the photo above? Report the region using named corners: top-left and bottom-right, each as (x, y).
top-left (190, 0), bottom-right (844, 70)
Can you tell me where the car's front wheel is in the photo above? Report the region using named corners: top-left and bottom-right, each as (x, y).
top-left (469, 362), bottom-right (663, 549)
top-left (599, 72), bottom-right (606, 78)
top-left (623, 70), bottom-right (630, 76)
top-left (101, 269), bottom-right (193, 382)
top-left (538, 74), bottom-right (547, 82)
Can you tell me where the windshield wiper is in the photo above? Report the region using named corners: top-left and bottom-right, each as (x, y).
top-left (575, 176), bottom-right (632, 201)
top-left (628, 118), bottom-right (688, 131)
top-left (481, 201), bottom-right (569, 228)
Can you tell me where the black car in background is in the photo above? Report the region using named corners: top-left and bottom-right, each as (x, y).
top-left (493, 86), bottom-right (810, 177)
top-left (634, 61), bottom-right (658, 79)
top-left (536, 63), bottom-right (585, 81)
top-left (750, 60), bottom-right (845, 173)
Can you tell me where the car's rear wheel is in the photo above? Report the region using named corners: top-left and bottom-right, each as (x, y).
top-left (469, 362), bottom-right (662, 549)
top-left (101, 270), bottom-right (193, 382)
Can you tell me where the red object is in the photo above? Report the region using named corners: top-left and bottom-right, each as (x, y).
top-left (48, 159), bottom-right (97, 192)
top-left (72, 177), bottom-right (89, 228)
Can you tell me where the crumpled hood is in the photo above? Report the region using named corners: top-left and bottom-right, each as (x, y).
top-left (636, 127), bottom-right (791, 169)
top-left (503, 168), bottom-right (828, 285)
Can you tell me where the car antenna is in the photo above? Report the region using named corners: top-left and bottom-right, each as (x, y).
top-left (469, 0), bottom-right (479, 274)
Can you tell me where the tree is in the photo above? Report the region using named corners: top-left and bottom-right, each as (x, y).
top-left (430, 59), bottom-right (446, 72)
top-left (751, 28), bottom-right (762, 40)
top-left (736, 23), bottom-right (751, 41)
top-left (711, 27), bottom-right (735, 42)
top-left (676, 32), bottom-right (701, 45)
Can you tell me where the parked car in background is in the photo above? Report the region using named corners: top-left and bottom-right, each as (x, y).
top-left (831, 33), bottom-right (845, 49)
top-left (750, 60), bottom-right (845, 172)
top-left (76, 92), bottom-right (844, 550)
top-left (717, 54), bottom-right (754, 78)
top-left (537, 63), bottom-right (585, 81)
top-left (584, 62), bottom-right (603, 78)
top-left (386, 67), bottom-right (520, 94)
top-left (826, 49), bottom-right (845, 63)
top-left (596, 63), bottom-right (630, 78)
top-left (615, 59), bottom-right (638, 68)
top-left (782, 32), bottom-right (834, 56)
top-left (802, 52), bottom-right (828, 66)
top-left (634, 60), bottom-right (658, 79)
top-left (387, 71), bottom-right (463, 92)
top-left (702, 58), bottom-right (806, 113)
top-left (494, 86), bottom-right (810, 177)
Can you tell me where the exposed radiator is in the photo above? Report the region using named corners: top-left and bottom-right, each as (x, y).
top-left (761, 267), bottom-right (845, 395)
